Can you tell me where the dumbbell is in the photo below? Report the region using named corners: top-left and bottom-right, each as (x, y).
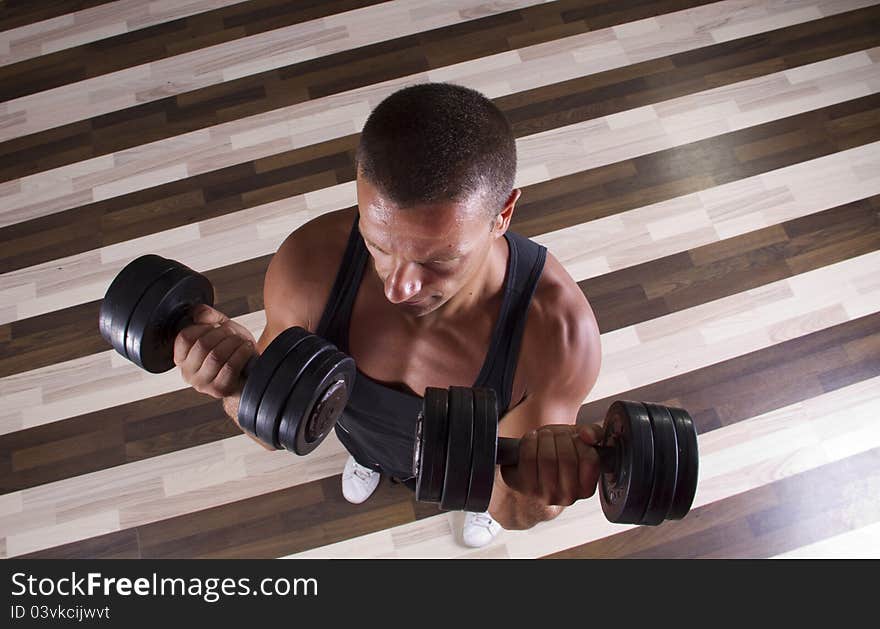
top-left (412, 386), bottom-right (698, 525)
top-left (98, 254), bottom-right (355, 455)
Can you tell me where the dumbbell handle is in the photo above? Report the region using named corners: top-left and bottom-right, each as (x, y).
top-left (497, 437), bottom-right (616, 470)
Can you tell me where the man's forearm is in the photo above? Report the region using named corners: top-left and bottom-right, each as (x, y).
top-left (487, 468), bottom-right (564, 530)
top-left (222, 394), bottom-right (275, 452)
top-left (222, 394), bottom-right (241, 424)
top-left (490, 493), bottom-right (563, 530)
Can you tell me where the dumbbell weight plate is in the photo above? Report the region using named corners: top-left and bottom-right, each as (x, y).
top-left (414, 387), bottom-right (449, 504)
top-left (640, 403), bottom-right (679, 525)
top-left (278, 348), bottom-right (355, 455)
top-left (465, 387), bottom-right (498, 513)
top-left (238, 327), bottom-right (311, 437)
top-left (440, 387), bottom-right (474, 511)
top-left (254, 334), bottom-right (328, 448)
top-left (99, 254), bottom-right (181, 363)
top-left (599, 401), bottom-right (655, 524)
top-left (124, 262), bottom-right (214, 373)
top-left (667, 406), bottom-right (699, 520)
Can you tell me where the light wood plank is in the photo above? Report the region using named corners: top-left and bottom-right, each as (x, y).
top-left (771, 521), bottom-right (880, 558)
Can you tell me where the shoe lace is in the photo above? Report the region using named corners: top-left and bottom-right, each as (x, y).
top-left (471, 513), bottom-right (495, 529)
top-left (351, 464), bottom-right (375, 481)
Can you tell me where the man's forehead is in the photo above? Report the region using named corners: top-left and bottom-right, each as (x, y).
top-left (357, 173), bottom-right (488, 218)
top-left (360, 216), bottom-right (470, 254)
top-left (360, 202), bottom-right (480, 235)
top-left (357, 205), bottom-right (482, 262)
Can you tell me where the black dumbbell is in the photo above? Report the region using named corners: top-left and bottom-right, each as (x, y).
top-left (98, 254), bottom-right (355, 455)
top-left (413, 386), bottom-right (698, 525)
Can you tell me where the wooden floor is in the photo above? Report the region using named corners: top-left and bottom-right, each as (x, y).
top-left (1, 0), bottom-right (879, 559)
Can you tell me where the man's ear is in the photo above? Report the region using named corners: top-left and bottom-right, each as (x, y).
top-left (492, 188), bottom-right (520, 235)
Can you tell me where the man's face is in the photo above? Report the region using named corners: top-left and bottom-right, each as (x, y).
top-left (356, 174), bottom-right (505, 317)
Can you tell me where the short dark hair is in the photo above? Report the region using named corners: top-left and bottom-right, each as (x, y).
top-left (356, 83), bottom-right (516, 217)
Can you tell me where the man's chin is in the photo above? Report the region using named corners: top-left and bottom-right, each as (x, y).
top-left (405, 297), bottom-right (443, 317)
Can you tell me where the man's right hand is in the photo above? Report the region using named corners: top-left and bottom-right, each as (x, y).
top-left (173, 304), bottom-right (257, 399)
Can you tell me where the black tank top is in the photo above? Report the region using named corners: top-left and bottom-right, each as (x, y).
top-left (316, 213), bottom-right (547, 488)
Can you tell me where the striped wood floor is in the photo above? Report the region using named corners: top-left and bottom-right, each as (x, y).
top-left (0, 0), bottom-right (879, 558)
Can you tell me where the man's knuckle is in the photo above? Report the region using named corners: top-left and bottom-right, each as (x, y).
top-left (205, 349), bottom-right (224, 365)
top-left (215, 367), bottom-right (238, 390)
top-left (193, 338), bottom-right (211, 355)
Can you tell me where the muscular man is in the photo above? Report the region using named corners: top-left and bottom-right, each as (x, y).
top-left (174, 83), bottom-right (603, 549)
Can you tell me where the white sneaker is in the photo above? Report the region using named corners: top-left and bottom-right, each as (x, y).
top-left (462, 511), bottom-right (503, 548)
top-left (341, 455), bottom-right (381, 504)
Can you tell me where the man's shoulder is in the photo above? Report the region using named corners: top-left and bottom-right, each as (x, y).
top-left (519, 250), bottom-right (601, 393)
top-left (263, 207), bottom-right (357, 332)
top-left (275, 207), bottom-right (356, 267)
top-left (527, 251), bottom-right (596, 343)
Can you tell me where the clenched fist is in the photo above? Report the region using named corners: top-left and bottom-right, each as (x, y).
top-left (173, 304), bottom-right (257, 399)
top-left (500, 423), bottom-right (604, 507)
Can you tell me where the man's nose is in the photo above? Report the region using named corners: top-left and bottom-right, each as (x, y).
top-left (384, 262), bottom-right (422, 304)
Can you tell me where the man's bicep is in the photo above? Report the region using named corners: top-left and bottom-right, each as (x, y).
top-left (499, 311), bottom-right (602, 438)
top-left (258, 235), bottom-right (314, 352)
top-left (498, 394), bottom-right (575, 439)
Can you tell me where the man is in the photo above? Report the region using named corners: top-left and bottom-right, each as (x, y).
top-left (174, 83), bottom-right (603, 549)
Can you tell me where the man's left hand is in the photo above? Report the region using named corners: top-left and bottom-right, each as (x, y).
top-left (499, 423), bottom-right (604, 507)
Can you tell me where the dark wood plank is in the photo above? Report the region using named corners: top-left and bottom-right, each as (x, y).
top-left (0, 383), bottom-right (239, 495)
top-left (142, 476), bottom-right (441, 559)
top-left (585, 195), bottom-right (880, 332)
top-left (578, 310), bottom-right (880, 433)
top-left (17, 528), bottom-right (142, 559)
top-left (512, 93), bottom-right (880, 238)
top-left (544, 447), bottom-right (880, 558)
top-left (20, 472), bottom-right (442, 559)
top-left (0, 134), bottom-right (357, 274)
top-left (0, 0), bottom-right (116, 31)
top-left (1, 255), bottom-right (273, 377)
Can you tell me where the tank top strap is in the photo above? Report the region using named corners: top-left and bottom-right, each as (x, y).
top-left (315, 212), bottom-right (368, 354)
top-left (473, 230), bottom-right (547, 413)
